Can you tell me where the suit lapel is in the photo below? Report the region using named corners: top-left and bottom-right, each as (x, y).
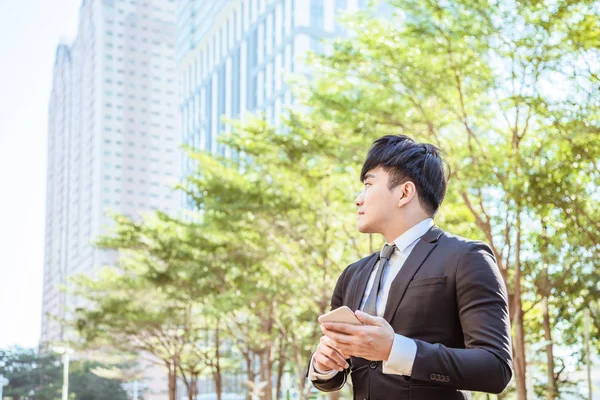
top-left (349, 253), bottom-right (379, 312)
top-left (383, 225), bottom-right (443, 323)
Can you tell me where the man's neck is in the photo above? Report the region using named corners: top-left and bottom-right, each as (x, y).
top-left (382, 216), bottom-right (432, 244)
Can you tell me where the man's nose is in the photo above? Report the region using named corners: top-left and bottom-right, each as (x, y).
top-left (355, 191), bottom-right (364, 207)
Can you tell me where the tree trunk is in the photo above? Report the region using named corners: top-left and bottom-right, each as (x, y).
top-left (275, 338), bottom-right (285, 400)
top-left (214, 325), bottom-right (223, 400)
top-left (296, 348), bottom-right (313, 400)
top-left (193, 373), bottom-right (199, 400)
top-left (542, 296), bottom-right (557, 399)
top-left (258, 300), bottom-right (276, 400)
top-left (266, 346), bottom-right (274, 400)
top-left (185, 373), bottom-right (199, 400)
top-left (244, 350), bottom-right (256, 400)
top-left (512, 275), bottom-right (527, 400)
top-left (168, 362), bottom-right (178, 400)
top-left (513, 210), bottom-right (527, 400)
top-left (178, 363), bottom-right (201, 400)
top-left (179, 366), bottom-right (193, 400)
top-left (259, 349), bottom-right (274, 400)
top-left (540, 223), bottom-right (557, 400)
top-left (186, 382), bottom-right (194, 400)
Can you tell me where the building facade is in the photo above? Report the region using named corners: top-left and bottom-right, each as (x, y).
top-left (41, 0), bottom-right (180, 396)
top-left (176, 0), bottom-right (368, 208)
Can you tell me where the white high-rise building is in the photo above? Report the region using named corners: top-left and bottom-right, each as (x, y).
top-left (176, 0), bottom-right (368, 207)
top-left (41, 0), bottom-right (180, 347)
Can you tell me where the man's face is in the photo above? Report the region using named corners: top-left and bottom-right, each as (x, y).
top-left (355, 166), bottom-right (402, 234)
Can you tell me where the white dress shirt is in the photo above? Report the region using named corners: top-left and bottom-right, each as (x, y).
top-left (309, 218), bottom-right (434, 381)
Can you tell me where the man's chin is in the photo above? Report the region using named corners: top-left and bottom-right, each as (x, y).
top-left (357, 223), bottom-right (375, 234)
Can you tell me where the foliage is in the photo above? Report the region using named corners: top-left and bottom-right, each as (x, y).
top-left (0, 347), bottom-right (127, 400)
top-left (65, 1), bottom-right (599, 399)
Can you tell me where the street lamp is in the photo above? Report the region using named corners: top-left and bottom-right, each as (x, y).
top-left (52, 346), bottom-right (74, 400)
top-left (0, 374), bottom-right (9, 399)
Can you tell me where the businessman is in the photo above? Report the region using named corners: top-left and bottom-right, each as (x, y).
top-left (307, 135), bottom-right (512, 399)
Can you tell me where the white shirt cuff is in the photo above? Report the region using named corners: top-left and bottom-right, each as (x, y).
top-left (382, 334), bottom-right (417, 376)
top-left (308, 353), bottom-right (340, 381)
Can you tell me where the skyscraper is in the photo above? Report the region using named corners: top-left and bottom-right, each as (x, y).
top-left (176, 0), bottom-right (366, 202)
top-left (41, 0), bottom-right (180, 347)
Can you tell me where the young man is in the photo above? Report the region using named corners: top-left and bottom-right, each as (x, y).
top-left (307, 135), bottom-right (512, 399)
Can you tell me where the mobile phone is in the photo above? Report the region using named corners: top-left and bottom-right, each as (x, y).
top-left (318, 306), bottom-right (363, 325)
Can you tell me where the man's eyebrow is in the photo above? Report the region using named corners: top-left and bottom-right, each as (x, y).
top-left (363, 173), bottom-right (376, 181)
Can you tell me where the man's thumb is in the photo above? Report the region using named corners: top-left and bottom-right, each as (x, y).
top-left (355, 310), bottom-right (381, 325)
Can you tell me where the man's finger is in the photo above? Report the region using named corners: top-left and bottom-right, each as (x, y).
top-left (322, 327), bottom-right (355, 345)
top-left (354, 310), bottom-right (383, 326)
top-left (322, 336), bottom-right (350, 359)
top-left (315, 347), bottom-right (349, 371)
top-left (321, 322), bottom-right (360, 335)
top-left (321, 335), bottom-right (343, 349)
top-left (315, 353), bottom-right (345, 371)
top-left (320, 337), bottom-right (350, 365)
top-left (324, 345), bottom-right (349, 368)
top-left (333, 342), bottom-right (355, 357)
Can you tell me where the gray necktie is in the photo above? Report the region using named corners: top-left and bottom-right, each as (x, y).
top-left (363, 244), bottom-right (396, 316)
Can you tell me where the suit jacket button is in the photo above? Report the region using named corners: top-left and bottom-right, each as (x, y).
top-left (369, 361), bottom-right (377, 369)
top-left (429, 373), bottom-right (436, 380)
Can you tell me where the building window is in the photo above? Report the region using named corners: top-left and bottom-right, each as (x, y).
top-left (205, 81), bottom-right (213, 152)
top-left (335, 0), bottom-right (347, 35)
top-left (232, 47), bottom-right (241, 118)
top-left (311, 0), bottom-right (324, 29)
top-left (218, 65), bottom-right (225, 136)
top-left (247, 28), bottom-right (258, 111)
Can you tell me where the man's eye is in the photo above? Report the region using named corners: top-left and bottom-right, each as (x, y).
top-left (364, 182), bottom-right (371, 187)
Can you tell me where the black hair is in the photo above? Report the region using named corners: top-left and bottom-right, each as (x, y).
top-left (360, 135), bottom-right (447, 216)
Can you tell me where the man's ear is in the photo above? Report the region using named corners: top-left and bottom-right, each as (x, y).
top-left (397, 182), bottom-right (416, 207)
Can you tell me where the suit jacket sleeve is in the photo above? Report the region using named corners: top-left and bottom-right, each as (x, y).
top-left (410, 241), bottom-right (513, 394)
top-left (309, 264), bottom-right (353, 392)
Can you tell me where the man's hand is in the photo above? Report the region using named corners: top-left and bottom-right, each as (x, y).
top-left (314, 335), bottom-right (350, 372)
top-left (321, 310), bottom-right (395, 361)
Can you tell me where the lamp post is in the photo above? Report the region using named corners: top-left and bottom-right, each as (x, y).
top-left (133, 380), bottom-right (139, 400)
top-left (584, 308), bottom-right (593, 400)
top-left (0, 374), bottom-right (9, 399)
top-left (52, 346), bottom-right (73, 400)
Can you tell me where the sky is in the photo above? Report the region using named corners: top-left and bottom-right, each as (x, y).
top-left (0, 0), bottom-right (81, 349)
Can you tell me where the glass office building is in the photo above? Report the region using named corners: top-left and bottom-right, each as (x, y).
top-left (176, 0), bottom-right (367, 206)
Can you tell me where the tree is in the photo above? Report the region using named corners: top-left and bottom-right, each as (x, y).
top-left (178, 112), bottom-right (372, 399)
top-left (0, 347), bottom-right (127, 400)
top-left (174, 0), bottom-right (599, 396)
top-left (70, 212), bottom-right (247, 400)
top-left (66, 1), bottom-right (599, 399)
top-left (0, 347), bottom-right (61, 400)
top-left (69, 361), bottom-right (129, 400)
top-left (296, 0), bottom-right (599, 398)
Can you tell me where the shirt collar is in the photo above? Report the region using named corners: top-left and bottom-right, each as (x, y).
top-left (381, 218), bottom-right (435, 254)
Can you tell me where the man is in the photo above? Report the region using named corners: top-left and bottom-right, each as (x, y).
top-left (307, 135), bottom-right (512, 399)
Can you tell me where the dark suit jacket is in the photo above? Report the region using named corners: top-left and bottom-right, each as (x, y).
top-left (310, 226), bottom-right (513, 400)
